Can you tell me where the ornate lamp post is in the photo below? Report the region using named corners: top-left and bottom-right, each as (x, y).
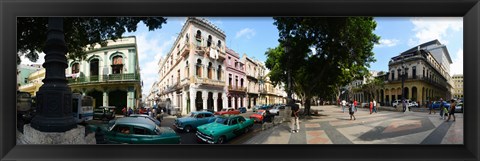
top-left (400, 56), bottom-right (409, 112)
top-left (30, 17), bottom-right (77, 132)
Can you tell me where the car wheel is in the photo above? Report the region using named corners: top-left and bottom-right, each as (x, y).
top-left (184, 125), bottom-right (193, 133)
top-left (217, 136), bottom-right (226, 144)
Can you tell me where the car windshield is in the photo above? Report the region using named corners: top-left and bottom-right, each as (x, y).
top-left (256, 111), bottom-right (264, 115)
top-left (215, 117), bottom-right (229, 125)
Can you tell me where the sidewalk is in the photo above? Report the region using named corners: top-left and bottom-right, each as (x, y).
top-left (243, 105), bottom-right (463, 144)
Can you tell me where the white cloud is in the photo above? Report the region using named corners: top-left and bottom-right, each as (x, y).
top-left (20, 52), bottom-right (45, 65)
top-left (408, 17), bottom-right (463, 46)
top-left (375, 39), bottom-right (399, 48)
top-left (138, 36), bottom-right (176, 96)
top-left (450, 48), bottom-right (463, 75)
top-left (235, 28), bottom-right (256, 39)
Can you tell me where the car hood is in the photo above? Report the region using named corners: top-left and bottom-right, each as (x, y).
top-left (249, 114), bottom-right (262, 118)
top-left (197, 123), bottom-right (229, 135)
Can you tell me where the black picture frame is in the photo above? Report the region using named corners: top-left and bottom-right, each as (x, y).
top-left (1, 0), bottom-right (478, 160)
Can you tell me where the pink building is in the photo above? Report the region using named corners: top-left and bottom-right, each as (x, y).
top-left (225, 48), bottom-right (247, 109)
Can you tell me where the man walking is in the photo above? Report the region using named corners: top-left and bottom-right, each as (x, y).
top-left (373, 99), bottom-right (377, 113)
top-left (402, 99), bottom-right (407, 113)
top-left (446, 99), bottom-right (456, 122)
top-left (290, 99), bottom-right (300, 133)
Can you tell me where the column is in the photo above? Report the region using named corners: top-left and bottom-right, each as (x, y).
top-left (172, 92), bottom-right (177, 108)
top-left (223, 93), bottom-right (228, 109)
top-left (182, 92), bottom-right (188, 115)
top-left (103, 90), bottom-right (109, 106)
top-left (127, 87), bottom-right (135, 108)
top-left (128, 49), bottom-right (134, 73)
top-left (213, 92), bottom-right (218, 111)
top-left (190, 88), bottom-right (196, 112)
top-left (202, 90), bottom-right (208, 110)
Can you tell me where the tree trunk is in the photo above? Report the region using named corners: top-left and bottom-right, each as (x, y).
top-left (304, 97), bottom-right (311, 116)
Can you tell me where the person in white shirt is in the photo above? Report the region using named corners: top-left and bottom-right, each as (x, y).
top-left (341, 100), bottom-right (347, 113)
top-left (373, 100), bottom-right (377, 113)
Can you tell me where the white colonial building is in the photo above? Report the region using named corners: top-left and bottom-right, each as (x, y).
top-left (157, 17), bottom-right (227, 114)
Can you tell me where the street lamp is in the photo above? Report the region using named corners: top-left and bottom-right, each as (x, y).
top-left (400, 56), bottom-right (409, 112)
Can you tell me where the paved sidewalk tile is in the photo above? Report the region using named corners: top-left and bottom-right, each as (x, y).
top-left (306, 130), bottom-right (332, 144)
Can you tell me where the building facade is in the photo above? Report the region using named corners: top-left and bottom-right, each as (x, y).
top-left (242, 55), bottom-right (261, 108)
top-left (65, 36), bottom-right (142, 112)
top-left (18, 66), bottom-right (45, 96)
top-left (452, 74), bottom-right (463, 99)
top-left (225, 48), bottom-right (247, 109)
top-left (381, 40), bottom-right (453, 106)
top-left (157, 17), bottom-right (227, 115)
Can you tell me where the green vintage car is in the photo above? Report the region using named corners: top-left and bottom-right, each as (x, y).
top-left (196, 115), bottom-right (254, 144)
top-left (90, 117), bottom-right (180, 144)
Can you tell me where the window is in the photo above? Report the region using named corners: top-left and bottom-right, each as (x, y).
top-left (412, 66), bottom-right (416, 79)
top-left (133, 127), bottom-right (150, 135)
top-left (111, 55), bottom-right (124, 74)
top-left (72, 63), bottom-right (79, 74)
top-left (217, 65), bottom-right (222, 80)
top-left (196, 114), bottom-right (204, 118)
top-left (90, 59), bottom-right (99, 76)
top-left (208, 62), bottom-right (213, 79)
top-left (196, 59), bottom-right (202, 77)
top-left (196, 30), bottom-right (202, 41)
top-left (391, 70), bottom-right (394, 80)
top-left (207, 35), bottom-right (212, 47)
top-left (204, 113), bottom-right (213, 117)
top-left (217, 40), bottom-right (222, 49)
top-left (230, 118), bottom-right (238, 125)
top-left (185, 33), bottom-right (189, 43)
top-left (113, 125), bottom-right (130, 134)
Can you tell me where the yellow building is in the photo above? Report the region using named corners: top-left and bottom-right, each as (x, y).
top-left (18, 68), bottom-right (45, 96)
top-left (452, 74), bottom-right (463, 99)
top-left (380, 40), bottom-right (453, 106)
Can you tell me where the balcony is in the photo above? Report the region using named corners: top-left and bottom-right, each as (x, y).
top-left (228, 86), bottom-right (247, 92)
top-left (67, 73), bottom-right (140, 84)
top-left (387, 76), bottom-right (448, 90)
top-left (191, 76), bottom-right (225, 87)
top-left (259, 89), bottom-right (268, 94)
top-left (180, 43), bottom-right (191, 57)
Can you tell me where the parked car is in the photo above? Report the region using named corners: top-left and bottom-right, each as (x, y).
top-left (410, 101), bottom-right (419, 107)
top-left (252, 105), bottom-right (261, 112)
top-left (431, 101), bottom-right (451, 109)
top-left (269, 105), bottom-right (285, 115)
top-left (238, 107), bottom-right (247, 113)
top-left (174, 111), bottom-right (217, 133)
top-left (88, 117), bottom-right (180, 144)
top-left (93, 106), bottom-right (116, 121)
top-left (200, 109), bottom-right (215, 113)
top-left (196, 115), bottom-right (254, 144)
top-left (454, 103), bottom-right (463, 113)
top-left (214, 108), bottom-right (240, 115)
top-left (392, 100), bottom-right (412, 108)
top-left (129, 114), bottom-right (161, 126)
top-left (249, 110), bottom-right (265, 123)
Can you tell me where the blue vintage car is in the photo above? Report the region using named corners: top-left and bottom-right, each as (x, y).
top-left (174, 111), bottom-right (217, 133)
top-left (431, 101), bottom-right (451, 109)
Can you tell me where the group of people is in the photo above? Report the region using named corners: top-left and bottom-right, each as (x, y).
top-left (427, 98), bottom-right (457, 122)
top-left (340, 99), bottom-right (379, 121)
top-left (121, 107), bottom-right (134, 117)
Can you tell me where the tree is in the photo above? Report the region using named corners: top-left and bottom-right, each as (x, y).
top-left (361, 74), bottom-right (385, 102)
top-left (17, 17), bottom-right (167, 64)
top-left (266, 17), bottom-right (379, 116)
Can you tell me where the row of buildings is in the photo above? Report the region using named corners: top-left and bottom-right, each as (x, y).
top-left (146, 17), bottom-right (287, 114)
top-left (18, 37), bottom-right (143, 113)
top-left (343, 40), bottom-right (463, 107)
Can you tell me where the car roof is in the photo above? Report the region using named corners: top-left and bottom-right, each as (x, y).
top-left (192, 111), bottom-right (213, 114)
top-left (114, 117), bottom-right (156, 129)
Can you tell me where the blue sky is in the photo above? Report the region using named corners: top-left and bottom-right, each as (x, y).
top-left (20, 17), bottom-right (463, 97)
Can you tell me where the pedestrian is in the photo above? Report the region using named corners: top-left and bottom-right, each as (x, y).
top-left (402, 99), bottom-right (407, 112)
top-left (127, 107), bottom-right (133, 116)
top-left (290, 99), bottom-right (300, 133)
top-left (121, 107), bottom-right (127, 117)
top-left (446, 99), bottom-right (456, 122)
top-left (373, 99), bottom-right (377, 113)
top-left (341, 100), bottom-right (346, 113)
top-left (428, 100), bottom-right (436, 114)
top-left (353, 99), bottom-right (358, 112)
top-left (438, 98), bottom-right (446, 119)
top-left (369, 100), bottom-right (373, 114)
top-left (349, 101), bottom-right (356, 120)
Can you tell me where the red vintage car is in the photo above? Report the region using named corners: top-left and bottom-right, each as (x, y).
top-left (249, 110), bottom-right (265, 123)
top-left (214, 108), bottom-right (240, 115)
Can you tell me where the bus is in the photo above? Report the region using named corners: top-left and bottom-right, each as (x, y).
top-left (72, 93), bottom-right (94, 123)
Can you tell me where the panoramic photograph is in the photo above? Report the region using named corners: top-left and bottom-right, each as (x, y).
top-left (16, 17), bottom-right (463, 144)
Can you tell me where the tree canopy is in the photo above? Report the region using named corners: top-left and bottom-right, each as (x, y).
top-left (265, 17), bottom-right (379, 115)
top-left (17, 17), bottom-right (167, 65)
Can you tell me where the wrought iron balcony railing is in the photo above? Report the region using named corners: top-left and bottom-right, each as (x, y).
top-left (67, 73), bottom-right (140, 84)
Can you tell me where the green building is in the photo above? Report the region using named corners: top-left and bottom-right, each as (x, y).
top-left (66, 36), bottom-right (142, 113)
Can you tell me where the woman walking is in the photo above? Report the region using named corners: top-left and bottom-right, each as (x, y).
top-left (446, 99), bottom-right (456, 122)
top-left (349, 101), bottom-right (356, 120)
top-left (369, 100), bottom-right (373, 114)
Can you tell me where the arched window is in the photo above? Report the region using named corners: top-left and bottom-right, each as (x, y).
top-left (196, 30), bottom-right (202, 41)
top-left (111, 55), bottom-right (124, 74)
top-left (185, 33), bottom-right (189, 43)
top-left (90, 59), bottom-right (99, 76)
top-left (207, 35), bottom-right (212, 47)
top-left (208, 62), bottom-right (213, 79)
top-left (196, 59), bottom-right (202, 77)
top-left (72, 63), bottom-right (79, 74)
top-left (217, 40), bottom-right (222, 49)
top-left (240, 78), bottom-right (244, 88)
top-left (217, 65), bottom-right (222, 80)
